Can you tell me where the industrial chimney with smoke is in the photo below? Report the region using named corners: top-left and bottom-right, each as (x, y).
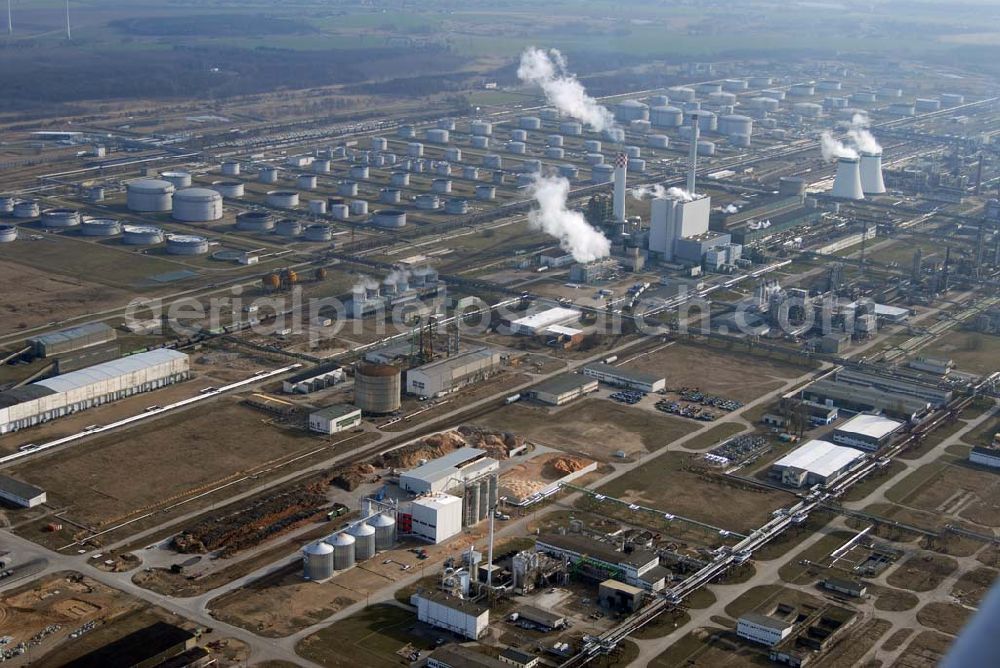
top-left (859, 151), bottom-right (885, 195)
top-left (831, 156), bottom-right (865, 200)
top-left (613, 152), bottom-right (628, 223)
top-left (687, 112), bottom-right (700, 194)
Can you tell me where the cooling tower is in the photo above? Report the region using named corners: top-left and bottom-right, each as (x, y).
top-left (831, 157), bottom-right (864, 200)
top-left (859, 151), bottom-right (886, 195)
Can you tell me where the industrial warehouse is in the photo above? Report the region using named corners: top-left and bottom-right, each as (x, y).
top-left (581, 363), bottom-right (666, 393)
top-left (405, 347), bottom-right (504, 397)
top-left (770, 439), bottom-right (867, 488)
top-left (528, 373), bottom-right (599, 406)
top-left (0, 349), bottom-right (190, 434)
top-left (831, 413), bottom-right (905, 451)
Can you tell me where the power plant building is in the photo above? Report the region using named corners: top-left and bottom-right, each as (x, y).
top-left (405, 347), bottom-right (503, 397)
top-left (0, 349), bottom-right (190, 435)
top-left (649, 194), bottom-right (712, 261)
top-left (27, 322), bottom-right (116, 358)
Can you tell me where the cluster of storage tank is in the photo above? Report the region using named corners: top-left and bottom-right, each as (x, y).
top-left (125, 179), bottom-right (224, 222)
top-left (303, 514), bottom-right (396, 581)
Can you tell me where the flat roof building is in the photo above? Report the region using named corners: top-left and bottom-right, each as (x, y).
top-left (535, 533), bottom-right (666, 591)
top-left (28, 322), bottom-right (117, 358)
top-left (406, 347), bottom-right (503, 397)
top-left (413, 591), bottom-right (489, 640)
top-left (737, 613), bottom-right (794, 647)
top-left (582, 363), bottom-right (666, 393)
top-left (970, 447), bottom-right (1000, 469)
top-left (514, 605), bottom-right (566, 631)
top-left (801, 378), bottom-right (929, 421)
top-left (507, 307), bottom-right (581, 335)
top-left (308, 404), bottom-right (362, 434)
top-left (428, 644), bottom-right (507, 668)
top-left (399, 447), bottom-right (500, 495)
top-left (406, 493), bottom-right (463, 544)
top-left (530, 373), bottom-right (599, 405)
top-left (499, 647), bottom-right (539, 668)
top-left (0, 475), bottom-right (46, 508)
top-left (771, 439), bottom-right (866, 488)
top-left (64, 622), bottom-right (196, 668)
top-left (834, 367), bottom-right (952, 407)
top-left (832, 413), bottom-right (904, 451)
top-left (599, 579), bottom-right (646, 612)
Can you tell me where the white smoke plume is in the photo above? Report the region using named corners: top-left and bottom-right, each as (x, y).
top-left (385, 268), bottom-right (410, 285)
top-left (724, 204), bottom-right (739, 214)
top-left (847, 112), bottom-right (881, 154)
top-left (353, 274), bottom-right (380, 292)
top-left (630, 184), bottom-right (666, 199)
top-left (820, 130), bottom-right (858, 161)
top-left (517, 47), bottom-right (615, 132)
top-left (528, 174), bottom-right (610, 263)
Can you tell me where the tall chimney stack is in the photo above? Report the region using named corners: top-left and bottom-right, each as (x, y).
top-left (687, 112), bottom-right (699, 194)
top-left (831, 156), bottom-right (865, 200)
top-left (859, 151), bottom-right (885, 195)
top-left (613, 152), bottom-right (628, 223)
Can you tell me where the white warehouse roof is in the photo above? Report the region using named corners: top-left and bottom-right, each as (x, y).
top-left (401, 447), bottom-right (494, 485)
top-left (34, 349), bottom-right (188, 394)
top-left (510, 307), bottom-right (581, 332)
top-left (836, 414), bottom-right (903, 439)
top-left (411, 493), bottom-right (463, 511)
top-left (773, 439), bottom-right (865, 478)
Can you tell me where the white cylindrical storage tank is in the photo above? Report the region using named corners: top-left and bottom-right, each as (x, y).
top-left (328, 532), bottom-right (356, 571)
top-left (731, 134), bottom-right (751, 148)
top-left (668, 86), bottom-right (696, 102)
top-left (212, 181), bottom-right (245, 198)
top-left (879, 87), bottom-right (903, 99)
top-left (723, 79), bottom-right (748, 92)
top-left (648, 134), bottom-right (669, 149)
top-left (519, 116), bottom-right (542, 130)
top-left (697, 140), bottom-right (716, 156)
top-left (161, 170), bottom-right (192, 188)
top-left (258, 166), bottom-right (279, 184)
top-left (276, 218), bottom-right (301, 237)
top-left (631, 119), bottom-right (651, 133)
top-left (372, 514), bottom-right (396, 552)
top-left (0, 224), bottom-right (16, 243)
top-left (547, 134), bottom-right (564, 147)
top-left (708, 91), bottom-right (737, 106)
top-left (304, 224), bottom-right (333, 241)
top-left (373, 209), bottom-right (407, 228)
top-left (697, 82), bottom-right (722, 95)
top-left (483, 154), bottom-right (502, 169)
top-left (267, 190), bottom-right (299, 209)
top-left (748, 97), bottom-right (780, 112)
top-left (793, 102), bottom-right (823, 118)
top-left (470, 120), bottom-right (492, 136)
top-left (426, 128), bottom-right (449, 144)
top-left (719, 114), bottom-right (754, 137)
top-left (383, 153), bottom-right (397, 166)
top-left (435, 162), bottom-right (451, 176)
top-left (630, 158), bottom-right (646, 173)
top-left (221, 161), bottom-right (241, 176)
top-left (462, 166), bottom-right (479, 180)
top-left (625, 145), bottom-right (641, 159)
top-left (172, 188), bottom-right (223, 222)
top-left (522, 159), bottom-right (541, 173)
top-left (432, 178), bottom-right (452, 194)
top-left (824, 96), bottom-right (848, 110)
top-left (390, 171), bottom-right (410, 187)
top-left (558, 164), bottom-right (578, 179)
top-left (349, 522), bottom-right (376, 561)
top-left (437, 118), bottom-right (456, 131)
top-left (475, 184), bottom-right (496, 200)
top-left (684, 103), bottom-right (702, 115)
top-left (338, 181), bottom-right (359, 197)
top-left (647, 94), bottom-right (670, 107)
top-left (604, 127), bottom-right (625, 143)
top-left (749, 76), bottom-right (773, 87)
top-left (415, 194), bottom-right (440, 211)
top-left (122, 225), bottom-right (164, 245)
top-left (515, 173), bottom-right (534, 188)
top-left (0, 196), bottom-right (14, 215)
top-left (407, 142), bottom-right (424, 158)
top-left (310, 199), bottom-right (329, 215)
top-left (40, 208), bottom-right (79, 227)
top-left (470, 136), bottom-right (489, 149)
top-left (350, 200), bottom-right (368, 216)
top-left (445, 198), bottom-right (468, 215)
top-left (761, 89), bottom-right (786, 100)
top-left (510, 129), bottom-right (527, 142)
top-left (312, 159), bottom-right (331, 174)
top-left (397, 125), bottom-right (416, 139)
top-left (380, 188), bottom-right (402, 204)
top-left (817, 80), bottom-right (842, 91)
top-left (351, 164), bottom-right (371, 179)
top-left (559, 120), bottom-right (583, 136)
top-left (371, 136), bottom-right (388, 151)
top-left (697, 111), bottom-right (717, 132)
top-left (540, 108), bottom-right (560, 121)
top-left (508, 141), bottom-right (526, 154)
top-left (444, 147), bottom-right (462, 162)
top-left (591, 164), bottom-right (614, 184)
top-left (166, 234), bottom-right (209, 256)
top-left (127, 179), bottom-right (175, 212)
top-left (545, 147), bottom-right (565, 159)
top-left (303, 541), bottom-right (335, 581)
top-left (330, 202), bottom-right (350, 219)
top-left (584, 139), bottom-right (602, 152)
top-left (789, 83), bottom-right (816, 97)
top-left (80, 218), bottom-right (121, 236)
top-left (236, 210), bottom-right (273, 231)
top-left (585, 152), bottom-right (604, 166)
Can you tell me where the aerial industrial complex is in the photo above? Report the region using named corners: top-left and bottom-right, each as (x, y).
top-left (0, 4), bottom-right (999, 668)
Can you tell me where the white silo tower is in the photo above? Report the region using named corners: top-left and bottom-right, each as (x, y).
top-left (348, 522), bottom-right (376, 561)
top-left (831, 157), bottom-right (865, 200)
top-left (859, 151), bottom-right (886, 195)
top-left (372, 513), bottom-right (396, 552)
top-left (302, 541), bottom-right (335, 581)
top-left (328, 532), bottom-right (356, 571)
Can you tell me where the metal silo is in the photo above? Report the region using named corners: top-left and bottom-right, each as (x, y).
top-left (172, 188), bottom-right (223, 222)
top-left (372, 513), bottom-right (396, 552)
top-left (0, 225), bottom-right (17, 243)
top-left (303, 541), bottom-right (335, 581)
top-left (212, 181), bottom-right (244, 198)
top-left (349, 522), bottom-right (376, 561)
top-left (353, 363), bottom-right (401, 414)
top-left (161, 170), bottom-right (193, 188)
top-left (328, 532), bottom-right (356, 571)
top-left (127, 179), bottom-right (175, 212)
